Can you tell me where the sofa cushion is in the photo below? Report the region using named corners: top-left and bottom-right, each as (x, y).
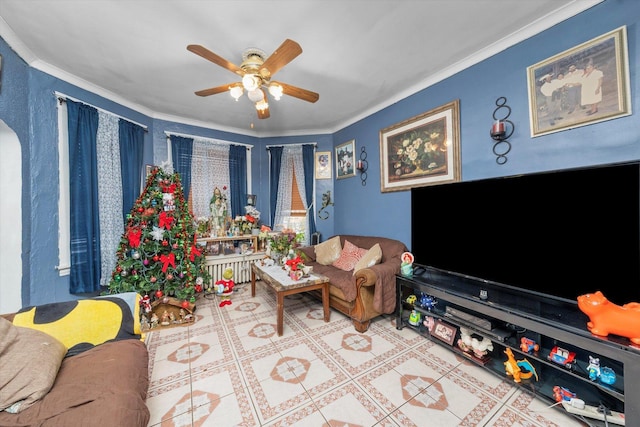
top-left (0, 317), bottom-right (67, 413)
top-left (315, 235), bottom-right (342, 265)
top-left (353, 243), bottom-right (382, 275)
top-left (332, 240), bottom-right (368, 271)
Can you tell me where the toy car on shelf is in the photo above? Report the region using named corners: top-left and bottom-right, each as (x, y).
top-left (520, 337), bottom-right (539, 353)
top-left (553, 385), bottom-right (576, 402)
top-left (548, 346), bottom-right (576, 369)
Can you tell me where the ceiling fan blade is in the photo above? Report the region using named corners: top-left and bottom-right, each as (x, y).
top-left (259, 39), bottom-right (302, 78)
top-left (257, 105), bottom-right (270, 119)
top-left (194, 83), bottom-right (235, 97)
top-left (187, 44), bottom-right (244, 76)
top-left (274, 81), bottom-right (319, 103)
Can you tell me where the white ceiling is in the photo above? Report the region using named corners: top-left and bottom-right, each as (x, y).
top-left (0, 0), bottom-right (601, 137)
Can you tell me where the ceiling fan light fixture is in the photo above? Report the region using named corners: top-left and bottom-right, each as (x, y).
top-left (242, 74), bottom-right (261, 92)
top-left (229, 84), bottom-right (243, 101)
top-left (268, 83), bottom-right (283, 101)
top-left (248, 88), bottom-right (265, 102)
top-left (256, 99), bottom-right (269, 112)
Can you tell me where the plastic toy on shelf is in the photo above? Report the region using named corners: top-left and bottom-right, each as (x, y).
top-left (504, 347), bottom-right (538, 383)
top-left (519, 337), bottom-right (539, 353)
top-left (419, 293), bottom-right (437, 310)
top-left (577, 290), bottom-right (640, 345)
top-left (587, 356), bottom-right (617, 385)
top-left (548, 346), bottom-right (576, 369)
top-left (553, 385), bottom-right (576, 402)
top-left (408, 309), bottom-right (421, 326)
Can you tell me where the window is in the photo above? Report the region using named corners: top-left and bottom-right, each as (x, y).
top-left (271, 145), bottom-right (316, 246)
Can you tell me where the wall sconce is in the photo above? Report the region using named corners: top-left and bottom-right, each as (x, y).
top-left (356, 146), bottom-right (368, 186)
top-left (490, 97), bottom-right (514, 165)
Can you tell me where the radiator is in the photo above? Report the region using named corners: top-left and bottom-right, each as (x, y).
top-left (204, 253), bottom-right (263, 284)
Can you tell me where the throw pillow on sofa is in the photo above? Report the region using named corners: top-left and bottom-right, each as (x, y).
top-left (353, 243), bottom-right (382, 275)
top-left (12, 294), bottom-right (142, 356)
top-left (0, 317), bottom-right (67, 413)
top-left (332, 240), bottom-right (368, 271)
top-left (315, 235), bottom-right (342, 265)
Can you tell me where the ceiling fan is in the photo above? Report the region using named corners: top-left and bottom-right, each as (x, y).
top-left (187, 39), bottom-right (319, 119)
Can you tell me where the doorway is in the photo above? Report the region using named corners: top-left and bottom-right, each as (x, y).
top-left (0, 119), bottom-right (22, 312)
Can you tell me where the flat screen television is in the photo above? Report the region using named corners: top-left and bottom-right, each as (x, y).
top-left (411, 161), bottom-right (640, 306)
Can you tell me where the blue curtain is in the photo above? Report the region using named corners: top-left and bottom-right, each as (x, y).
top-left (170, 135), bottom-right (194, 199)
top-left (229, 145), bottom-right (247, 218)
top-left (67, 100), bottom-right (101, 294)
top-left (302, 144), bottom-right (317, 236)
top-left (119, 120), bottom-right (145, 222)
top-left (268, 146), bottom-right (283, 227)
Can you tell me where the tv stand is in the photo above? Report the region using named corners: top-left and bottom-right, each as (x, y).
top-left (396, 265), bottom-right (640, 426)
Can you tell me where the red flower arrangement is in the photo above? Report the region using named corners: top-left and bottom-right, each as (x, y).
top-left (285, 255), bottom-right (304, 271)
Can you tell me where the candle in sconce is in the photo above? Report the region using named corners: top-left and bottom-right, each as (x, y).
top-left (492, 120), bottom-right (505, 134)
top-left (357, 160), bottom-right (363, 170)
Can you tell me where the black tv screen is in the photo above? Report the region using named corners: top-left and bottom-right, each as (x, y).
top-left (411, 161), bottom-right (640, 305)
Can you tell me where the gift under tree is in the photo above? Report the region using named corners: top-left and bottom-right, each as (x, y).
top-left (106, 165), bottom-right (210, 310)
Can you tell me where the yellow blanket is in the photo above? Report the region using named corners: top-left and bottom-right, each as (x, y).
top-left (13, 293), bottom-right (143, 356)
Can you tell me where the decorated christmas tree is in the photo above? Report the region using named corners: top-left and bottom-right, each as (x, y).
top-left (106, 165), bottom-right (210, 307)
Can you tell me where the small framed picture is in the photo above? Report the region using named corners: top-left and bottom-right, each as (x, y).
top-left (223, 242), bottom-right (236, 255)
top-left (432, 320), bottom-right (457, 346)
top-left (335, 139), bottom-right (356, 179)
top-left (315, 151), bottom-right (332, 179)
top-left (208, 242), bottom-right (220, 256)
top-left (246, 194), bottom-right (257, 206)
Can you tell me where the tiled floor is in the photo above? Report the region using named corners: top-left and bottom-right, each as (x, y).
top-left (144, 281), bottom-right (586, 427)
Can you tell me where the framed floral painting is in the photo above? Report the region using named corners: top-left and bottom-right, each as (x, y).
top-left (335, 140), bottom-right (356, 179)
top-left (527, 26), bottom-right (631, 137)
top-left (379, 100), bottom-right (460, 192)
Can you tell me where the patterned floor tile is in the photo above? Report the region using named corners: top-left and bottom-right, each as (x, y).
top-left (146, 289), bottom-right (585, 427)
top-left (312, 382), bottom-right (393, 426)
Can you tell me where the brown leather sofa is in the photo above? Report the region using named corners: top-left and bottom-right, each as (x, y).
top-left (298, 234), bottom-right (408, 332)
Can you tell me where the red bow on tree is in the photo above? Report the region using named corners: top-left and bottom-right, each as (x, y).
top-left (160, 182), bottom-right (177, 193)
top-left (189, 244), bottom-right (202, 261)
top-left (158, 211), bottom-right (174, 230)
top-left (160, 253), bottom-right (175, 273)
top-left (127, 228), bottom-right (142, 248)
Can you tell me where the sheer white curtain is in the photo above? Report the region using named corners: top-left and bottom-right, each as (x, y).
top-left (189, 139), bottom-right (231, 219)
top-left (95, 111), bottom-right (123, 287)
top-left (274, 146), bottom-right (309, 244)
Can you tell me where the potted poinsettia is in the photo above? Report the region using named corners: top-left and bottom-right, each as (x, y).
top-left (285, 255), bottom-right (305, 280)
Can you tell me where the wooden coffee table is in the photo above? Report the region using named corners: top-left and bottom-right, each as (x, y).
top-left (251, 262), bottom-right (330, 336)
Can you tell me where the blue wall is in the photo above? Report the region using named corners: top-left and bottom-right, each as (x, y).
top-left (1, 0), bottom-right (638, 306)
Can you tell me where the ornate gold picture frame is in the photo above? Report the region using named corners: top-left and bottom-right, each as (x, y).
top-left (380, 100), bottom-right (460, 192)
top-left (527, 26), bottom-right (631, 137)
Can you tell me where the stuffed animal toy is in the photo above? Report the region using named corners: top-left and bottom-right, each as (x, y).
top-left (215, 268), bottom-right (235, 307)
